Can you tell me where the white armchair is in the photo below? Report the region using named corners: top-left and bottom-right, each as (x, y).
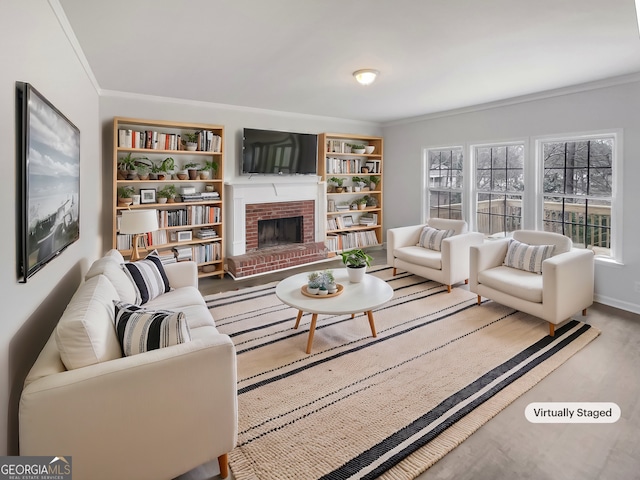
top-left (387, 219), bottom-right (484, 292)
top-left (469, 230), bottom-right (594, 336)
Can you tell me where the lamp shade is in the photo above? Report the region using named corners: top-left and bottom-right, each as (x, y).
top-left (120, 209), bottom-right (158, 234)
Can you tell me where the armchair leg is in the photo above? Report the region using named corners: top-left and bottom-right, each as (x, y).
top-left (477, 295), bottom-right (482, 305)
top-left (582, 308), bottom-right (587, 316)
top-left (549, 323), bottom-right (555, 337)
top-left (465, 279), bottom-right (469, 284)
top-left (447, 285), bottom-right (452, 293)
top-left (218, 453), bottom-right (229, 479)
top-left (393, 267), bottom-right (397, 276)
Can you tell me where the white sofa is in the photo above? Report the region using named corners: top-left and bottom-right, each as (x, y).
top-left (19, 250), bottom-right (237, 480)
top-left (387, 219), bottom-right (484, 292)
top-left (469, 230), bottom-right (594, 336)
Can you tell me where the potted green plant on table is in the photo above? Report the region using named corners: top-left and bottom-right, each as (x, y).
top-left (307, 271), bottom-right (322, 294)
top-left (340, 249), bottom-right (373, 283)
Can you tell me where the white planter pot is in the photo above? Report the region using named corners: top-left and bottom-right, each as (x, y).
top-left (346, 265), bottom-right (366, 283)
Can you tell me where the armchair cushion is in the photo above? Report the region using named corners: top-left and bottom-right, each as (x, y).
top-left (417, 226), bottom-right (455, 251)
top-left (123, 251), bottom-right (171, 304)
top-left (114, 302), bottom-right (192, 356)
top-left (503, 238), bottom-right (555, 274)
top-left (394, 245), bottom-right (442, 270)
top-left (478, 266), bottom-right (543, 303)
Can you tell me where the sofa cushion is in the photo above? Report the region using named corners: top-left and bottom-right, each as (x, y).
top-left (85, 255), bottom-right (137, 304)
top-left (417, 226), bottom-right (455, 252)
top-left (478, 265), bottom-right (544, 303)
top-left (504, 238), bottom-right (555, 274)
top-left (394, 245), bottom-right (442, 270)
top-left (123, 251), bottom-right (170, 304)
top-left (55, 275), bottom-right (122, 370)
top-left (113, 302), bottom-right (192, 356)
top-left (427, 218), bottom-right (467, 235)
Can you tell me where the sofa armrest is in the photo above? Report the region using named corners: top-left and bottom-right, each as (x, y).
top-left (164, 261), bottom-right (199, 288)
top-left (441, 232), bottom-right (485, 280)
top-left (20, 334), bottom-right (237, 479)
top-left (469, 239), bottom-right (509, 292)
top-left (542, 248), bottom-right (594, 322)
top-left (387, 224), bottom-right (426, 265)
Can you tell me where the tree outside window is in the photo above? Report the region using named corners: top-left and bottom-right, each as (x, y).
top-left (427, 147), bottom-right (463, 220)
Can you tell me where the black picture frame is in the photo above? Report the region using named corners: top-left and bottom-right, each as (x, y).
top-left (140, 188), bottom-right (156, 204)
top-left (16, 82), bottom-right (80, 283)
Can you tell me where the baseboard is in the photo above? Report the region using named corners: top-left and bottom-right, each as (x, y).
top-left (594, 294), bottom-right (640, 315)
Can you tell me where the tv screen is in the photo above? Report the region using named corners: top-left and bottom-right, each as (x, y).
top-left (16, 82), bottom-right (80, 282)
top-left (242, 128), bottom-right (317, 175)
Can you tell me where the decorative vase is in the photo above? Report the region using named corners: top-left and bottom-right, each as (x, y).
top-left (353, 148), bottom-right (366, 154)
top-left (358, 204), bottom-right (366, 210)
top-left (185, 142), bottom-right (197, 151)
top-left (307, 285), bottom-right (319, 295)
top-left (346, 265), bottom-right (366, 283)
top-left (199, 171), bottom-right (210, 180)
top-left (158, 197), bottom-right (168, 204)
top-left (188, 169), bottom-right (198, 180)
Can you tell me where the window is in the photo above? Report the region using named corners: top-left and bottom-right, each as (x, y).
top-left (540, 137), bottom-right (613, 255)
top-left (426, 147), bottom-right (463, 220)
top-left (475, 144), bottom-right (525, 236)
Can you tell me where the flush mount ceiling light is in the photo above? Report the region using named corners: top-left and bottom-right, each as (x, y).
top-left (353, 69), bottom-right (379, 86)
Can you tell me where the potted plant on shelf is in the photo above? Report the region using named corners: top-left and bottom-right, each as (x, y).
top-left (157, 184), bottom-right (177, 204)
top-left (357, 197), bottom-right (368, 210)
top-left (118, 153), bottom-right (148, 180)
top-left (160, 157), bottom-right (176, 179)
top-left (340, 249), bottom-right (373, 283)
top-left (369, 175), bottom-right (381, 191)
top-left (182, 132), bottom-right (199, 151)
top-left (351, 144), bottom-right (366, 154)
top-left (352, 176), bottom-right (366, 192)
top-left (136, 163), bottom-right (150, 181)
top-left (329, 177), bottom-right (344, 193)
top-left (202, 160), bottom-right (219, 180)
top-left (363, 194), bottom-right (378, 207)
top-left (117, 186), bottom-right (135, 206)
top-left (184, 162), bottom-right (200, 180)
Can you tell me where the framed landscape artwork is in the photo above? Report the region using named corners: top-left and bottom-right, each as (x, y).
top-left (16, 82), bottom-right (80, 282)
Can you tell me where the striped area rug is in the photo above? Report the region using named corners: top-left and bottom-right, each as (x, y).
top-left (206, 266), bottom-right (600, 480)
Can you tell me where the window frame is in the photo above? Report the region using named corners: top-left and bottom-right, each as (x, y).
top-left (422, 145), bottom-right (466, 222)
top-left (534, 130), bottom-right (622, 262)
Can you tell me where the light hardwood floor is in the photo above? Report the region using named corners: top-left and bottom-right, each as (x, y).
top-left (178, 249), bottom-right (640, 480)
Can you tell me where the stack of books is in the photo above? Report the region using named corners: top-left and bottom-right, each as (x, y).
top-left (196, 229), bottom-right (218, 239)
top-left (173, 246), bottom-right (193, 262)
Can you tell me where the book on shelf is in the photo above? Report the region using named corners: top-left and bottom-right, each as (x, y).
top-left (325, 230), bottom-right (379, 252)
top-left (118, 128), bottom-right (217, 152)
top-left (173, 246), bottom-right (193, 262)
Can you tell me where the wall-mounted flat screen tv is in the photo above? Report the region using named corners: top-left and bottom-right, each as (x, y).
top-left (16, 82), bottom-right (80, 282)
top-left (242, 128), bottom-right (317, 175)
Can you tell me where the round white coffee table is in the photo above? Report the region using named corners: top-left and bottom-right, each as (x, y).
top-left (275, 268), bottom-right (394, 353)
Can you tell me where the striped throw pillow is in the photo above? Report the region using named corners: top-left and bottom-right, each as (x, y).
top-left (503, 239), bottom-right (555, 274)
top-left (113, 302), bottom-right (191, 356)
top-left (417, 226), bottom-right (455, 252)
top-left (122, 251), bottom-right (170, 305)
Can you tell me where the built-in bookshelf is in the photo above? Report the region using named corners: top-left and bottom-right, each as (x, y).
top-left (318, 133), bottom-right (383, 253)
top-left (112, 117), bottom-right (225, 279)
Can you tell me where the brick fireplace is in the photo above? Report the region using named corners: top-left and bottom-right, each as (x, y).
top-left (226, 196), bottom-right (329, 278)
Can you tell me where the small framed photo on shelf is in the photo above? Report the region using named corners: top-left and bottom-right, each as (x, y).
top-left (177, 231), bottom-right (192, 242)
top-left (342, 215), bottom-right (354, 227)
top-left (140, 188), bottom-right (156, 204)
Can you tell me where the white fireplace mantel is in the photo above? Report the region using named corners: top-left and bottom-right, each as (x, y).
top-left (225, 179), bottom-right (327, 256)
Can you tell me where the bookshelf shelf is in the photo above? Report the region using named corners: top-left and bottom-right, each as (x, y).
top-left (112, 117), bottom-right (225, 279)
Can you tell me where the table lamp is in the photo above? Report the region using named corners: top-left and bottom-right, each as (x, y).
top-left (120, 209), bottom-right (159, 261)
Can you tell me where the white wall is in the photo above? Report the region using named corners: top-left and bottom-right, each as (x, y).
top-left (382, 79), bottom-right (640, 313)
top-left (0, 0), bottom-right (101, 455)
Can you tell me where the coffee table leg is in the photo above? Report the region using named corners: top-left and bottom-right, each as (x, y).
top-left (366, 310), bottom-right (377, 337)
top-left (294, 310), bottom-right (304, 329)
top-left (306, 313), bottom-right (318, 354)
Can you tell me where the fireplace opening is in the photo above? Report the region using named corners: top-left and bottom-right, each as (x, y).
top-left (258, 216), bottom-right (302, 249)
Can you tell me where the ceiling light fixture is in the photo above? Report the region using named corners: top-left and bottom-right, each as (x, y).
top-left (353, 69), bottom-right (379, 86)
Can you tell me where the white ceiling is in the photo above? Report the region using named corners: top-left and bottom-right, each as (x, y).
top-left (58, 0), bottom-right (640, 123)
